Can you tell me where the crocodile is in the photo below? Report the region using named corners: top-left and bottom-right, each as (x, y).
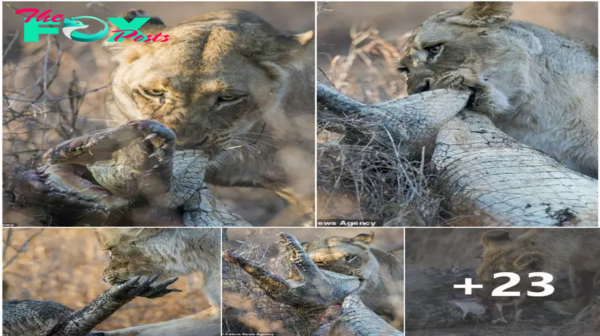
top-left (224, 232), bottom-right (404, 335)
top-left (11, 120), bottom-right (250, 227)
top-left (317, 83), bottom-right (598, 226)
top-left (3, 275), bottom-right (179, 336)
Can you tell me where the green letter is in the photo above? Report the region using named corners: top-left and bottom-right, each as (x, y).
top-left (23, 18), bottom-right (59, 42)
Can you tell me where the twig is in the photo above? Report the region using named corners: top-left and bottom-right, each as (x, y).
top-left (3, 229), bottom-right (44, 268)
top-left (4, 85), bottom-right (108, 103)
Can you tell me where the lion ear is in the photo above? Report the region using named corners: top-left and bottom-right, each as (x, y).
top-left (450, 2), bottom-right (513, 27)
top-left (481, 230), bottom-right (511, 248)
top-left (352, 232), bottom-right (375, 245)
top-left (513, 252), bottom-right (544, 271)
top-left (103, 9), bottom-right (167, 64)
top-left (94, 228), bottom-right (124, 249)
top-left (257, 30), bottom-right (314, 66)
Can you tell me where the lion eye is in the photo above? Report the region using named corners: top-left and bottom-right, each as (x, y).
top-left (218, 94), bottom-right (245, 102)
top-left (144, 89), bottom-right (164, 97)
top-left (220, 95), bottom-right (237, 101)
top-left (425, 44), bottom-right (443, 54)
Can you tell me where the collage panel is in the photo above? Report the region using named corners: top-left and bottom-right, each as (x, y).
top-left (222, 227), bottom-right (405, 335)
top-left (2, 228), bottom-right (221, 335)
top-left (2, 1), bottom-right (600, 336)
top-left (316, 1), bottom-right (598, 227)
top-left (3, 2), bottom-right (315, 228)
top-left (405, 228), bottom-right (599, 336)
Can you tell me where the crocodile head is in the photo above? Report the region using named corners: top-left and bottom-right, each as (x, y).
top-left (224, 232), bottom-right (361, 309)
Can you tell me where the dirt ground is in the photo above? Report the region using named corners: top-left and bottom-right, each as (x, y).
top-left (2, 228), bottom-right (208, 331)
top-left (404, 228), bottom-right (600, 336)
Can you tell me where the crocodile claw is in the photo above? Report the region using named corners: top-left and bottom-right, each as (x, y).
top-left (109, 274), bottom-right (181, 301)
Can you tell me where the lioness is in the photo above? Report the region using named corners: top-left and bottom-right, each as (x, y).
top-left (97, 228), bottom-right (221, 336)
top-left (302, 232), bottom-right (404, 328)
top-left (476, 229), bottom-right (600, 316)
top-left (103, 9), bottom-right (315, 222)
top-left (399, 2), bottom-right (598, 177)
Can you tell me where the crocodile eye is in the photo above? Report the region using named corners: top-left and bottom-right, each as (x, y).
top-left (144, 89), bottom-right (164, 97)
top-left (345, 255), bottom-right (356, 262)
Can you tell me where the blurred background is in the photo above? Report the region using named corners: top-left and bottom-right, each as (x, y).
top-left (405, 228), bottom-right (527, 269)
top-left (3, 2), bottom-right (315, 226)
top-left (2, 228), bottom-right (207, 331)
top-left (222, 227), bottom-right (404, 334)
top-left (405, 228), bottom-right (600, 336)
top-left (316, 2), bottom-right (598, 226)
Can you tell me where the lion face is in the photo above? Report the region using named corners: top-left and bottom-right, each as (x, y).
top-left (104, 9), bottom-right (313, 154)
top-left (476, 230), bottom-right (546, 304)
top-left (100, 229), bottom-right (176, 285)
top-left (398, 2), bottom-right (515, 94)
top-left (302, 232), bottom-right (378, 280)
top-left (98, 228), bottom-right (219, 285)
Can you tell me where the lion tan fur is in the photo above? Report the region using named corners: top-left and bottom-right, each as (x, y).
top-left (97, 228), bottom-right (221, 336)
top-left (477, 229), bottom-right (600, 315)
top-left (400, 2), bottom-right (598, 177)
top-left (103, 9), bottom-right (315, 222)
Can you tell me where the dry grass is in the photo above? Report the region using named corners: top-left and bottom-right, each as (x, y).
top-left (316, 24), bottom-right (470, 226)
top-left (2, 228), bottom-right (206, 331)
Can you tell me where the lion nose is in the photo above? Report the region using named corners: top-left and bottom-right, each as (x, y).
top-left (411, 78), bottom-right (432, 94)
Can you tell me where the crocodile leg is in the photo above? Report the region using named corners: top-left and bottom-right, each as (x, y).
top-left (48, 275), bottom-right (180, 336)
top-left (3, 275), bottom-right (179, 336)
